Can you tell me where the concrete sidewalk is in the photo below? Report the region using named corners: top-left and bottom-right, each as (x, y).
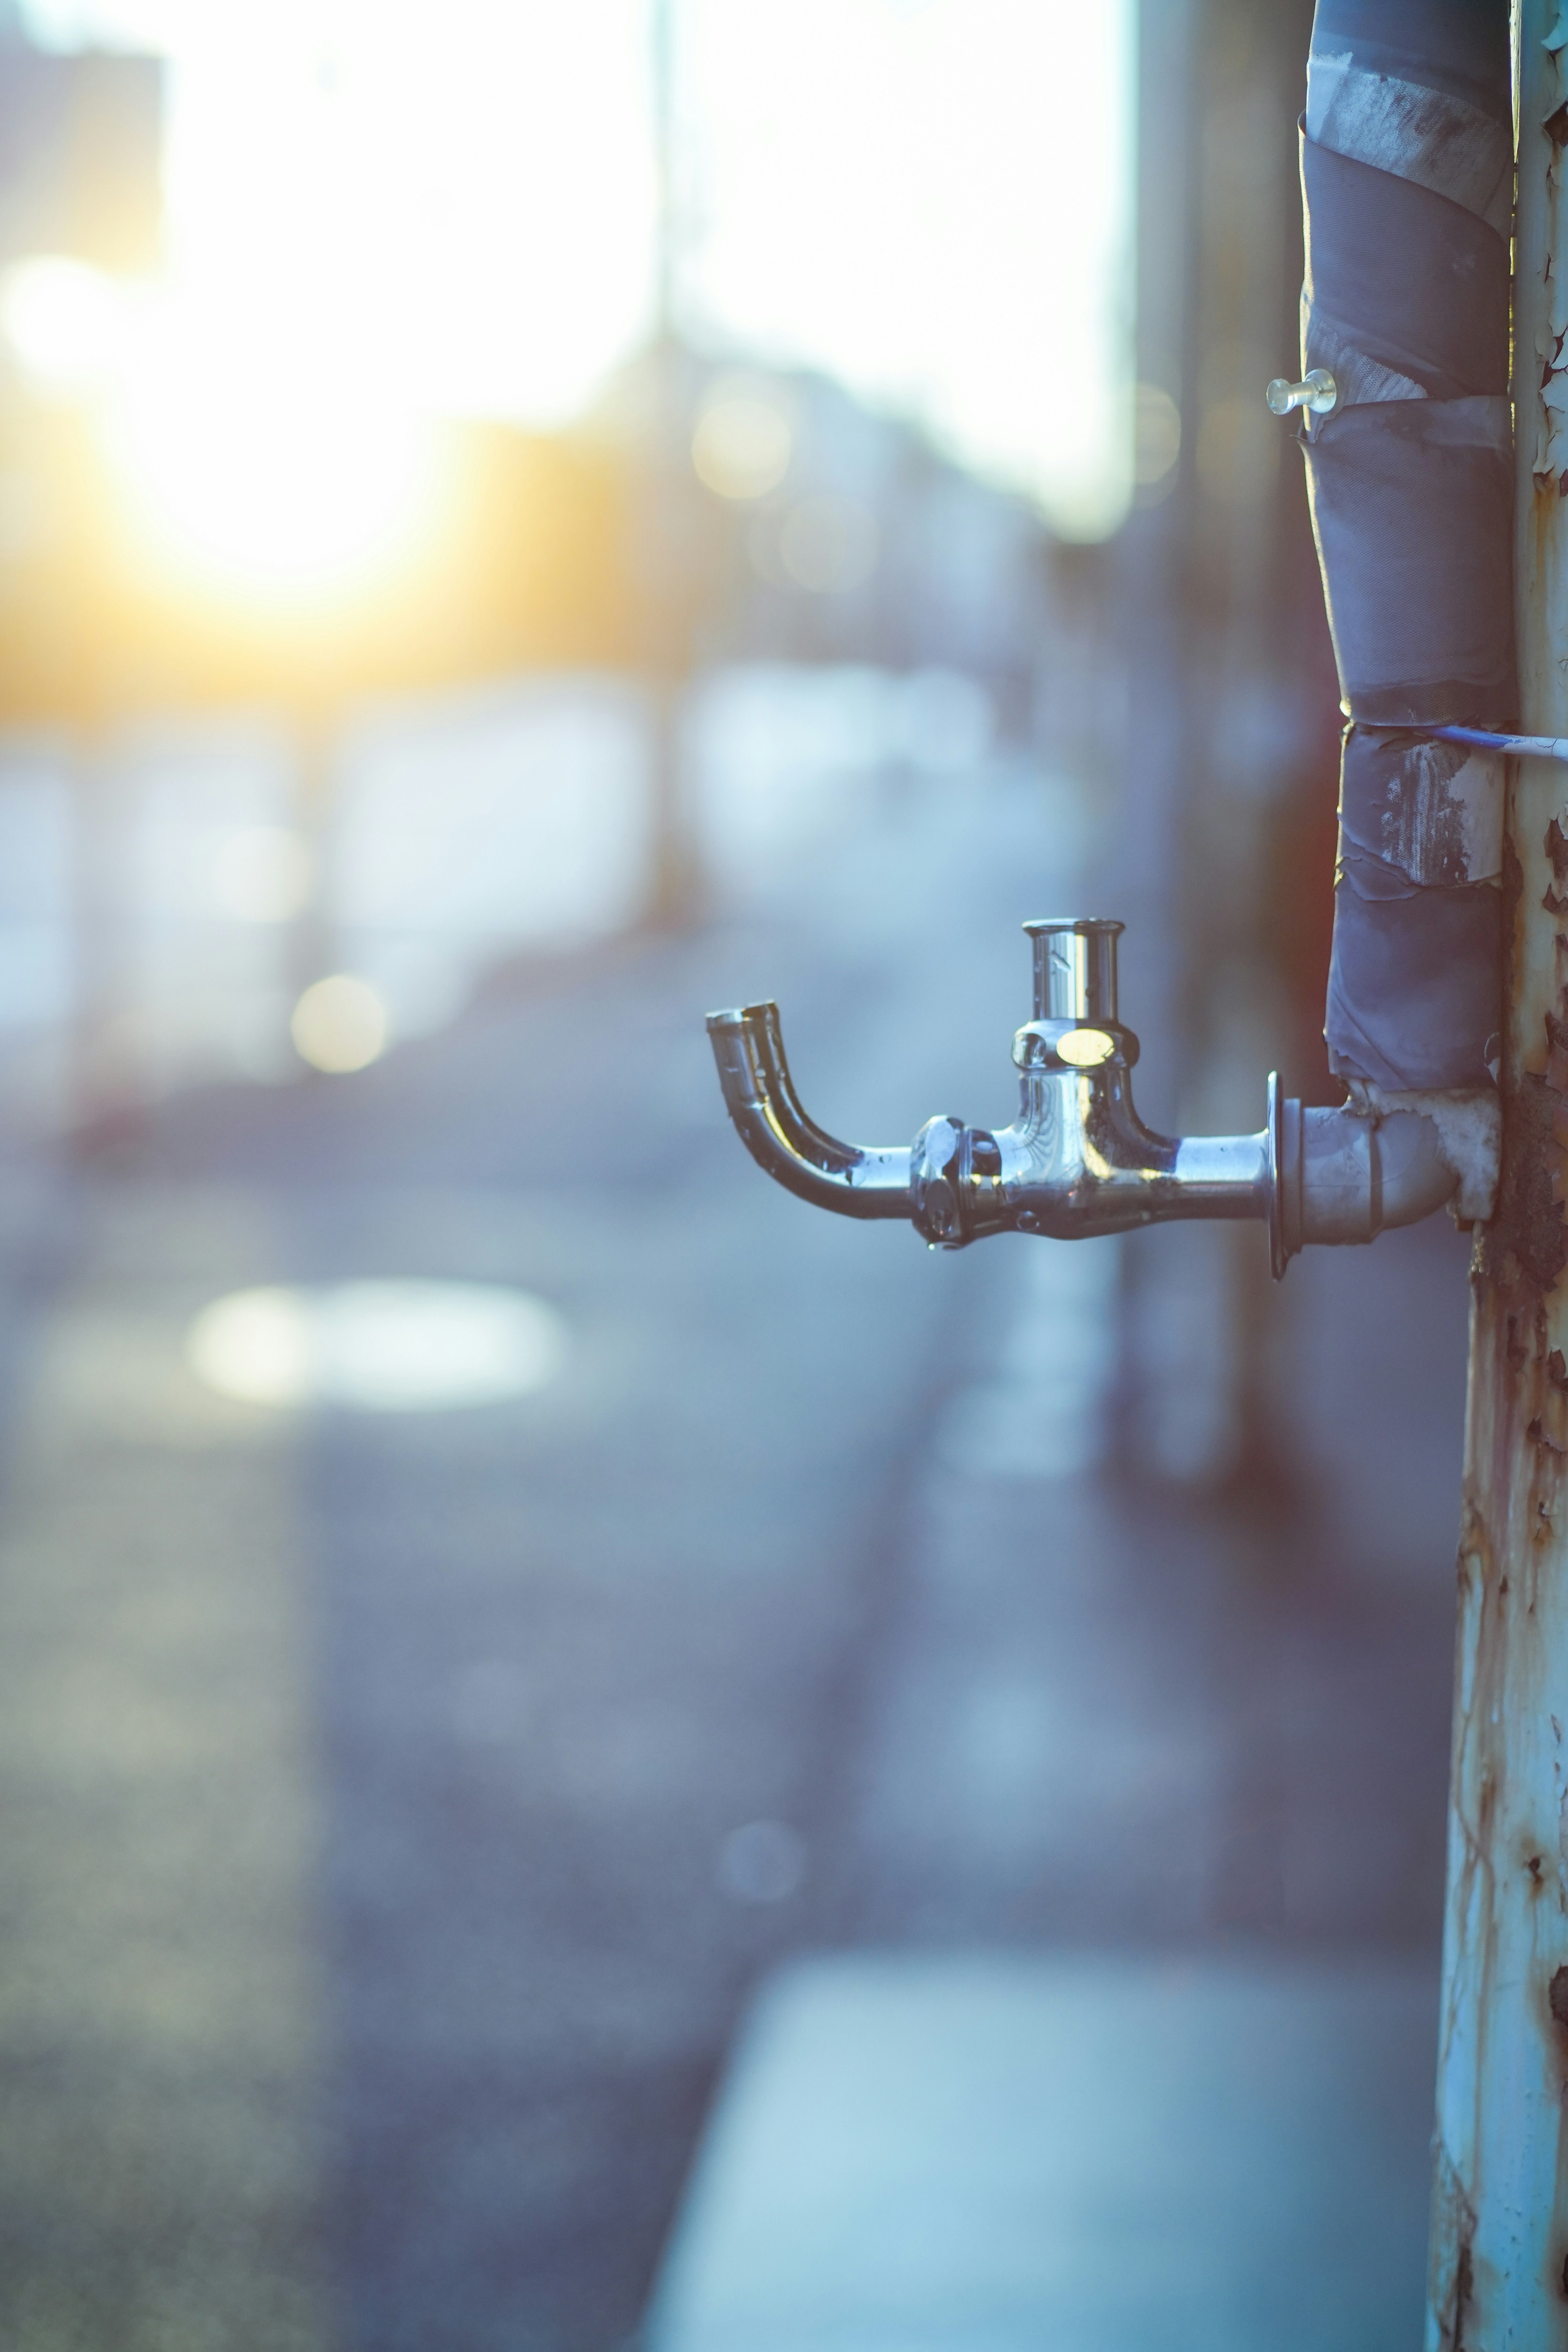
top-left (645, 1952), bottom-right (1436, 2352)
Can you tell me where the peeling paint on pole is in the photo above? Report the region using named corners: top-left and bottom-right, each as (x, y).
top-left (1428, 7), bottom-right (1568, 2343)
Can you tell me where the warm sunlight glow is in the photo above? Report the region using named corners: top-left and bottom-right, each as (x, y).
top-left (105, 312), bottom-right (444, 605)
top-left (2, 255), bottom-right (127, 390)
top-left (24, 0), bottom-right (1133, 538)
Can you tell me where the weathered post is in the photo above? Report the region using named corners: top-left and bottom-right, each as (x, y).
top-left (1429, 7), bottom-right (1568, 2341)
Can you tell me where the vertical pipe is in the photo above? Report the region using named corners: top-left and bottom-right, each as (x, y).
top-left (1026, 918), bottom-right (1123, 1023)
top-left (1429, 8), bottom-right (1568, 2342)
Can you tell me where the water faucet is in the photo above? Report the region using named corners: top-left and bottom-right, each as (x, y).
top-left (706, 917), bottom-right (1487, 1274)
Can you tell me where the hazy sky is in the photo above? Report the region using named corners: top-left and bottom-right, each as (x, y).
top-left (19, 0), bottom-right (1134, 537)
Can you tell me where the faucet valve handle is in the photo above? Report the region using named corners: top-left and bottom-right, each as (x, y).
top-left (910, 1115), bottom-right (1005, 1249)
top-left (911, 1116), bottom-right (965, 1246)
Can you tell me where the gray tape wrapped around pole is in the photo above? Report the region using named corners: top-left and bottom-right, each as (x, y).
top-left (1298, 0), bottom-right (1512, 1093)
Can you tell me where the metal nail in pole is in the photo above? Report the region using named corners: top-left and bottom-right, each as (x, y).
top-left (1428, 6), bottom-right (1568, 2342)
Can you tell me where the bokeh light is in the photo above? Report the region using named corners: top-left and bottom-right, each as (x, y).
top-left (691, 377), bottom-right (795, 499)
top-left (290, 974), bottom-right (389, 1073)
top-left (185, 1280), bottom-right (568, 1411)
top-left (716, 1819), bottom-right (808, 1903)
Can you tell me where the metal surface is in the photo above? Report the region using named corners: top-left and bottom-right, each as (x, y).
top-left (704, 1002), bottom-right (913, 1218)
top-left (1266, 366), bottom-right (1337, 416)
top-left (708, 918), bottom-right (1471, 1268)
top-left (1426, 7), bottom-right (1568, 2344)
top-left (710, 920), bottom-right (1267, 1253)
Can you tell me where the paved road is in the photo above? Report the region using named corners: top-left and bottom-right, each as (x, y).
top-left (0, 765), bottom-right (1470, 2350)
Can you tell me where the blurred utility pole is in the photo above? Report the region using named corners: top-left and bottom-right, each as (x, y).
top-left (1112, 0), bottom-right (1328, 1490)
top-left (1111, 0), bottom-right (1200, 1127)
top-left (638, 0), bottom-right (703, 932)
top-left (286, 703), bottom-right (339, 1021)
top-left (650, 0), bottom-right (679, 346)
top-left (1428, 6), bottom-right (1568, 2338)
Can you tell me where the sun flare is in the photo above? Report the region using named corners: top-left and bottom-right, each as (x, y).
top-left (103, 310), bottom-right (445, 606)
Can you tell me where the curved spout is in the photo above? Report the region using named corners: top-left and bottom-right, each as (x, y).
top-left (706, 1003), bottom-right (913, 1219)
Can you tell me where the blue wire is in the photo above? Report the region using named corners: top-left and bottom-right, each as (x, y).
top-left (1430, 724), bottom-right (1568, 762)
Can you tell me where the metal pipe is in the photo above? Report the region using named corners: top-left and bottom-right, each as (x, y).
top-left (1291, 0), bottom-right (1513, 1100)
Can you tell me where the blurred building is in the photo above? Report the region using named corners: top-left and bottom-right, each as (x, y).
top-left (609, 333), bottom-right (1093, 922)
top-left (0, 12), bottom-right (161, 275)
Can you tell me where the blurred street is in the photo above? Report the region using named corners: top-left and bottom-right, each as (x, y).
top-left (0, 747), bottom-right (1466, 2349)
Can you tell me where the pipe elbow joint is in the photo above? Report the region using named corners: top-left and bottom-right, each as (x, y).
top-left (1276, 1088), bottom-right (1499, 1256)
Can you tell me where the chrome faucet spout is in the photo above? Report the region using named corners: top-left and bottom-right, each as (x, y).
top-left (705, 918), bottom-right (1497, 1272)
top-left (706, 1003), bottom-right (913, 1218)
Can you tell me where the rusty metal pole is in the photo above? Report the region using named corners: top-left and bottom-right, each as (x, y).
top-left (1429, 7), bottom-right (1568, 2341)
